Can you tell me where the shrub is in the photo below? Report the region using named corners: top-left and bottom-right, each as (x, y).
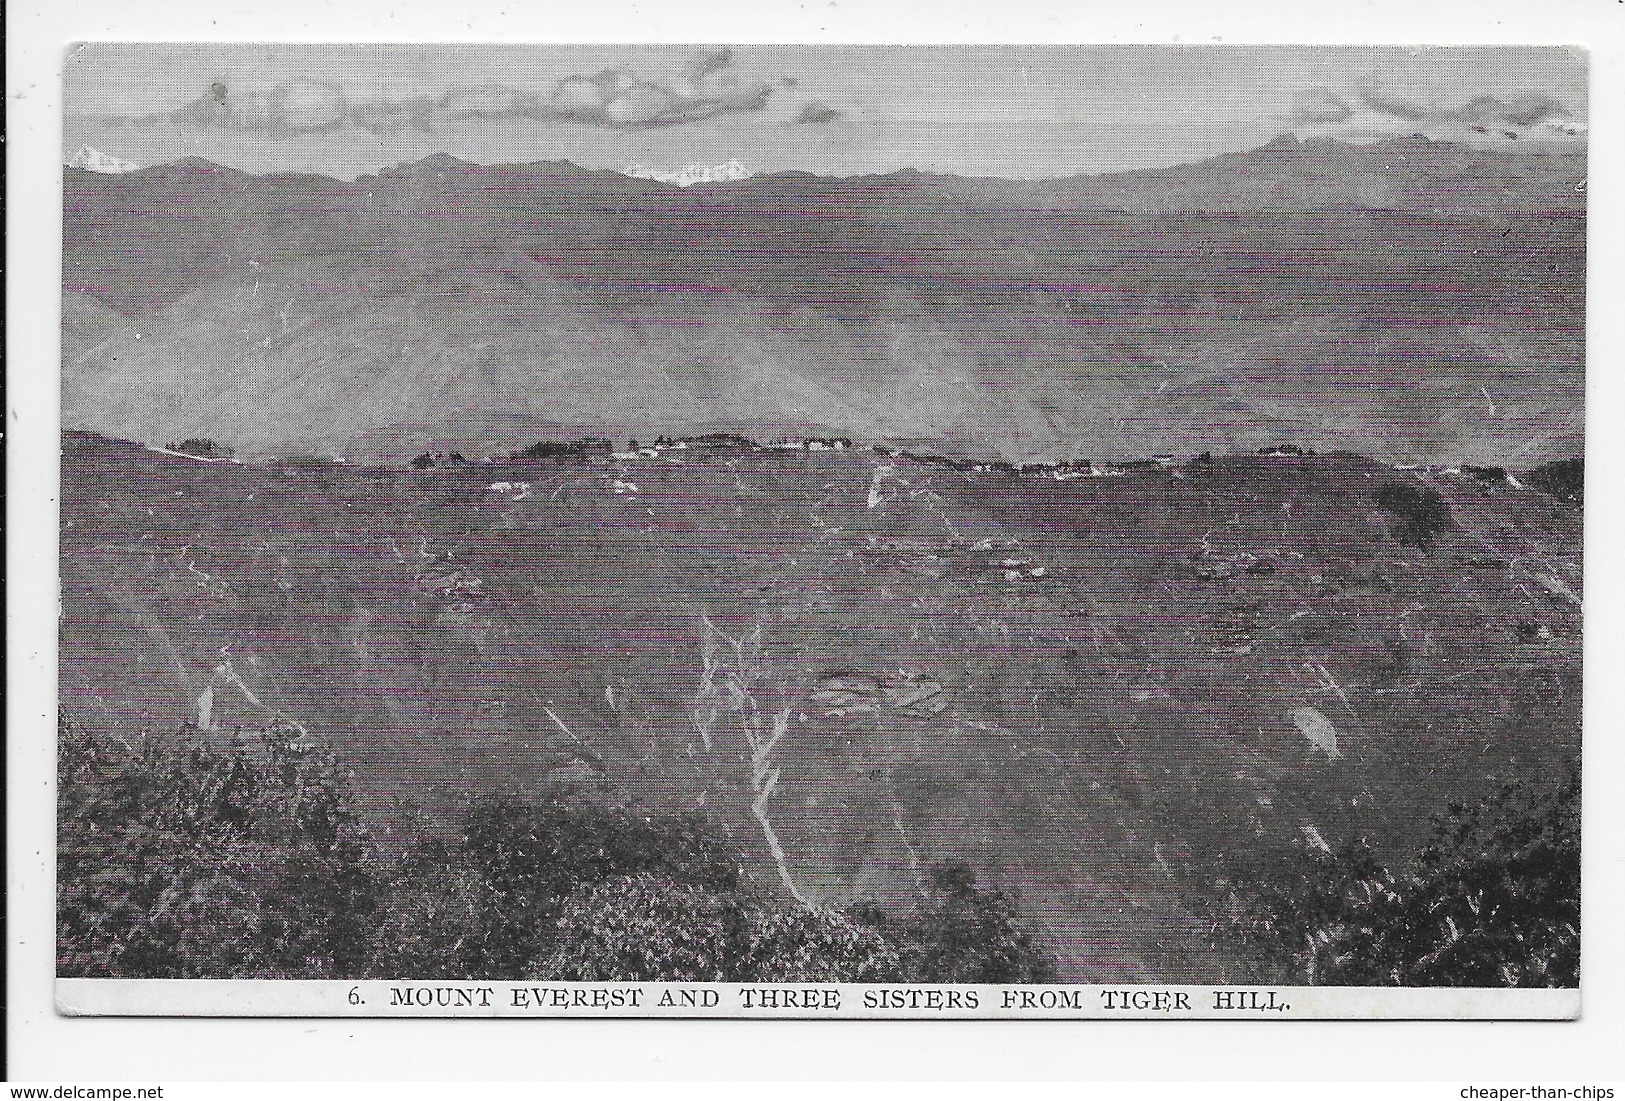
top-left (532, 875), bottom-right (905, 982)
top-left (1374, 482), bottom-right (1453, 549)
top-left (60, 722), bottom-right (1057, 983)
top-left (57, 716), bottom-right (380, 978)
top-left (531, 874), bottom-right (749, 981)
top-left (743, 902), bottom-right (903, 983)
top-left (366, 838), bottom-right (488, 979)
top-left (1526, 457), bottom-right (1583, 506)
top-left (1215, 767), bottom-right (1579, 987)
top-left (355, 792), bottom-right (747, 980)
top-left (1398, 769), bottom-right (1579, 987)
top-left (891, 864), bottom-right (1057, 983)
top-left (446, 795), bottom-right (745, 977)
top-left (1462, 464), bottom-right (1508, 487)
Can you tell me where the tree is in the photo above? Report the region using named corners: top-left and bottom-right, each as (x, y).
top-left (513, 438), bottom-right (613, 461)
top-left (1527, 457), bottom-right (1583, 506)
top-left (1215, 767), bottom-right (1579, 987)
top-left (442, 794), bottom-right (745, 978)
top-left (167, 437), bottom-right (232, 459)
top-left (529, 874), bottom-right (906, 983)
top-left (57, 716), bottom-right (381, 978)
top-left (60, 721), bottom-right (1059, 983)
top-left (893, 864), bottom-right (1057, 983)
top-left (366, 837), bottom-right (488, 979)
top-left (743, 903), bottom-right (904, 982)
top-left (530, 874), bottom-right (749, 981)
top-left (1374, 482), bottom-right (1453, 550)
top-left (1392, 769), bottom-right (1579, 986)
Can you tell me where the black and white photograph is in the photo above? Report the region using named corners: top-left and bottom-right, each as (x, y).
top-left (40, 38), bottom-right (1594, 1022)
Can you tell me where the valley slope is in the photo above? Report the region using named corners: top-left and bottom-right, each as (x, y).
top-left (60, 433), bottom-right (1582, 981)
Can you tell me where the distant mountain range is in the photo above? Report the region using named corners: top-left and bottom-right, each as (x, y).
top-left (62, 134), bottom-right (1585, 464)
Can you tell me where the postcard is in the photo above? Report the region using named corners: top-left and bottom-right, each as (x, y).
top-left (53, 42), bottom-right (1585, 1019)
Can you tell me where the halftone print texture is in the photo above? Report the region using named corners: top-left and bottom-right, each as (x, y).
top-left (57, 45), bottom-right (1583, 1006)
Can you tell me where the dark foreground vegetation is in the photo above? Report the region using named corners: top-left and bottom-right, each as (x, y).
top-left (1527, 457), bottom-right (1584, 506)
top-left (59, 712), bottom-right (1577, 986)
top-left (58, 716), bottom-right (1054, 982)
top-left (1213, 766), bottom-right (1579, 987)
top-left (1373, 482), bottom-right (1454, 550)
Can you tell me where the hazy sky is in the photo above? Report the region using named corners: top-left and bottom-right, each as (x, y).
top-left (63, 44), bottom-right (1589, 179)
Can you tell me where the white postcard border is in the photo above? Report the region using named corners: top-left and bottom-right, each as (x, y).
top-left (10, 0), bottom-right (1625, 1085)
top-left (56, 980), bottom-right (1581, 1021)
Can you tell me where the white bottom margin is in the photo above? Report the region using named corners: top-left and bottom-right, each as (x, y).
top-left (54, 979), bottom-right (1581, 1020)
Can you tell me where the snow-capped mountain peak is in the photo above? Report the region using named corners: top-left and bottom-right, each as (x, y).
top-left (67, 146), bottom-right (141, 174)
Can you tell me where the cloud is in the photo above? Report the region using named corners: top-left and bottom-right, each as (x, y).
top-left (794, 101), bottom-right (844, 125)
top-left (1459, 91), bottom-right (1570, 129)
top-left (680, 47), bottom-right (734, 93)
top-left (442, 83), bottom-right (544, 119)
top-left (349, 96), bottom-right (436, 135)
top-left (1286, 84), bottom-right (1582, 144)
top-left (526, 52), bottom-right (775, 128)
top-left (551, 72), bottom-right (618, 117)
top-left (150, 77), bottom-right (350, 134)
top-left (1358, 89), bottom-right (1430, 122)
top-left (1288, 87), bottom-right (1354, 126)
top-left (124, 49), bottom-right (779, 136)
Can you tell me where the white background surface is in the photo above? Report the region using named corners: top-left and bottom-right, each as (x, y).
top-left (8, 0), bottom-right (1625, 1082)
